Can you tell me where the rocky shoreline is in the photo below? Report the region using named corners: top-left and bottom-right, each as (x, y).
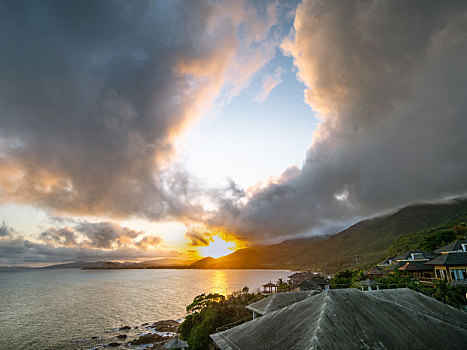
top-left (73, 319), bottom-right (182, 349)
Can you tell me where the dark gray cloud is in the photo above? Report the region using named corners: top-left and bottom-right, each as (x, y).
top-left (0, 222), bottom-right (15, 237)
top-left (185, 228), bottom-right (210, 247)
top-left (39, 221), bottom-right (144, 249)
top-left (0, 0), bottom-right (284, 221)
top-left (208, 0), bottom-right (467, 243)
top-left (40, 227), bottom-right (77, 247)
top-left (0, 236), bottom-right (177, 265)
top-left (0, 220), bottom-right (169, 264)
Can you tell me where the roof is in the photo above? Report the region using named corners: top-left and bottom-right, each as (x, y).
top-left (262, 282), bottom-right (277, 287)
top-left (398, 261), bottom-right (433, 272)
top-left (296, 278), bottom-right (329, 291)
top-left (366, 266), bottom-right (384, 275)
top-left (245, 291), bottom-right (317, 316)
top-left (164, 338), bottom-right (188, 349)
top-left (377, 257), bottom-right (393, 266)
top-left (358, 279), bottom-right (382, 286)
top-left (211, 289), bottom-right (467, 350)
top-left (434, 240), bottom-right (467, 254)
top-left (393, 250), bottom-right (435, 261)
top-left (426, 252), bottom-right (467, 266)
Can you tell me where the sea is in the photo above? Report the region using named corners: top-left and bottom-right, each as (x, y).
top-left (0, 268), bottom-right (290, 350)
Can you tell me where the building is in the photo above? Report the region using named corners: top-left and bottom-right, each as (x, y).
top-left (392, 250), bottom-right (435, 262)
top-left (210, 288), bottom-right (467, 349)
top-left (294, 278), bottom-right (329, 292)
top-left (366, 266), bottom-right (385, 279)
top-left (426, 252), bottom-right (467, 284)
top-left (397, 260), bottom-right (434, 278)
top-left (287, 271), bottom-right (325, 285)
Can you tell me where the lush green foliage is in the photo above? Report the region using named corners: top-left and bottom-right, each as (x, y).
top-left (375, 272), bottom-right (467, 308)
top-left (330, 269), bottom-right (366, 288)
top-left (200, 199), bottom-right (467, 272)
top-left (386, 219), bottom-right (467, 257)
top-left (179, 288), bottom-right (264, 350)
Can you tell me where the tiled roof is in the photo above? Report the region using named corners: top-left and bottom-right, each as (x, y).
top-left (434, 240), bottom-right (467, 254)
top-left (211, 289), bottom-right (467, 350)
top-left (393, 250), bottom-right (435, 261)
top-left (425, 252), bottom-right (467, 266)
top-left (398, 261), bottom-right (433, 272)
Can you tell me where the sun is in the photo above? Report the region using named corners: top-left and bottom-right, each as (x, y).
top-left (198, 236), bottom-right (236, 259)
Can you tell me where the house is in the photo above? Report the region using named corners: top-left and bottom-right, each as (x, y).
top-left (294, 278), bottom-right (329, 292)
top-left (369, 251), bottom-right (435, 278)
top-left (366, 266), bottom-right (385, 279)
top-left (210, 288), bottom-right (467, 349)
top-left (392, 250), bottom-right (435, 262)
top-left (287, 271), bottom-right (325, 285)
top-left (397, 260), bottom-right (434, 278)
top-left (434, 239), bottom-right (467, 254)
top-left (425, 252), bottom-right (467, 284)
top-left (384, 250), bottom-right (435, 276)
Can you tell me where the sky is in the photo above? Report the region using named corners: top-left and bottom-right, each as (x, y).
top-left (0, 0), bottom-right (466, 265)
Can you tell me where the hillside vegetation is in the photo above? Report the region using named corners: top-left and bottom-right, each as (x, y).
top-left (198, 198), bottom-right (467, 272)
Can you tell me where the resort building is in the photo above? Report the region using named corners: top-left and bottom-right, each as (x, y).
top-left (426, 252), bottom-right (467, 284)
top-left (366, 266), bottom-right (385, 279)
top-left (293, 278), bottom-right (329, 292)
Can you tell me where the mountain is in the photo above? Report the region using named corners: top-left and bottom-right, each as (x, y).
top-left (205, 197), bottom-right (467, 272)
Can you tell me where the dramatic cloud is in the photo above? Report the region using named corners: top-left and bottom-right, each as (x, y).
top-left (0, 222), bottom-right (16, 237)
top-left (208, 0), bottom-right (467, 243)
top-left (0, 0), bottom-right (288, 221)
top-left (185, 227), bottom-right (210, 247)
top-left (40, 227), bottom-right (77, 247)
top-left (0, 237), bottom-right (177, 265)
top-left (1, 220), bottom-right (170, 264)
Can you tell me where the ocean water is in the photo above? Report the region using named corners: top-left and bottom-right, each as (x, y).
top-left (0, 268), bottom-right (289, 350)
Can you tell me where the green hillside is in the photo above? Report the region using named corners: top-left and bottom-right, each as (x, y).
top-left (200, 197), bottom-right (467, 272)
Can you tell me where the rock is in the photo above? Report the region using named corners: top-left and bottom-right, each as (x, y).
top-left (130, 333), bottom-right (168, 345)
top-left (107, 342), bottom-right (121, 347)
top-left (119, 325), bottom-right (131, 331)
top-left (116, 334), bottom-right (127, 339)
top-left (151, 320), bottom-right (179, 332)
top-left (135, 326), bottom-right (139, 329)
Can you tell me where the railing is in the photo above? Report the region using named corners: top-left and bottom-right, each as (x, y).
top-left (216, 315), bottom-right (253, 333)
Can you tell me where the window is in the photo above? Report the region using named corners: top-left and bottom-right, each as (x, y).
top-left (461, 244), bottom-right (467, 252)
top-left (450, 269), bottom-right (466, 281)
top-left (436, 269), bottom-right (445, 279)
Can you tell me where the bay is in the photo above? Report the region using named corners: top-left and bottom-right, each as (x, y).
top-left (0, 268), bottom-right (289, 349)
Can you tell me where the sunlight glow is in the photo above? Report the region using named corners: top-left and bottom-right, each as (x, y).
top-left (198, 236), bottom-right (236, 259)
